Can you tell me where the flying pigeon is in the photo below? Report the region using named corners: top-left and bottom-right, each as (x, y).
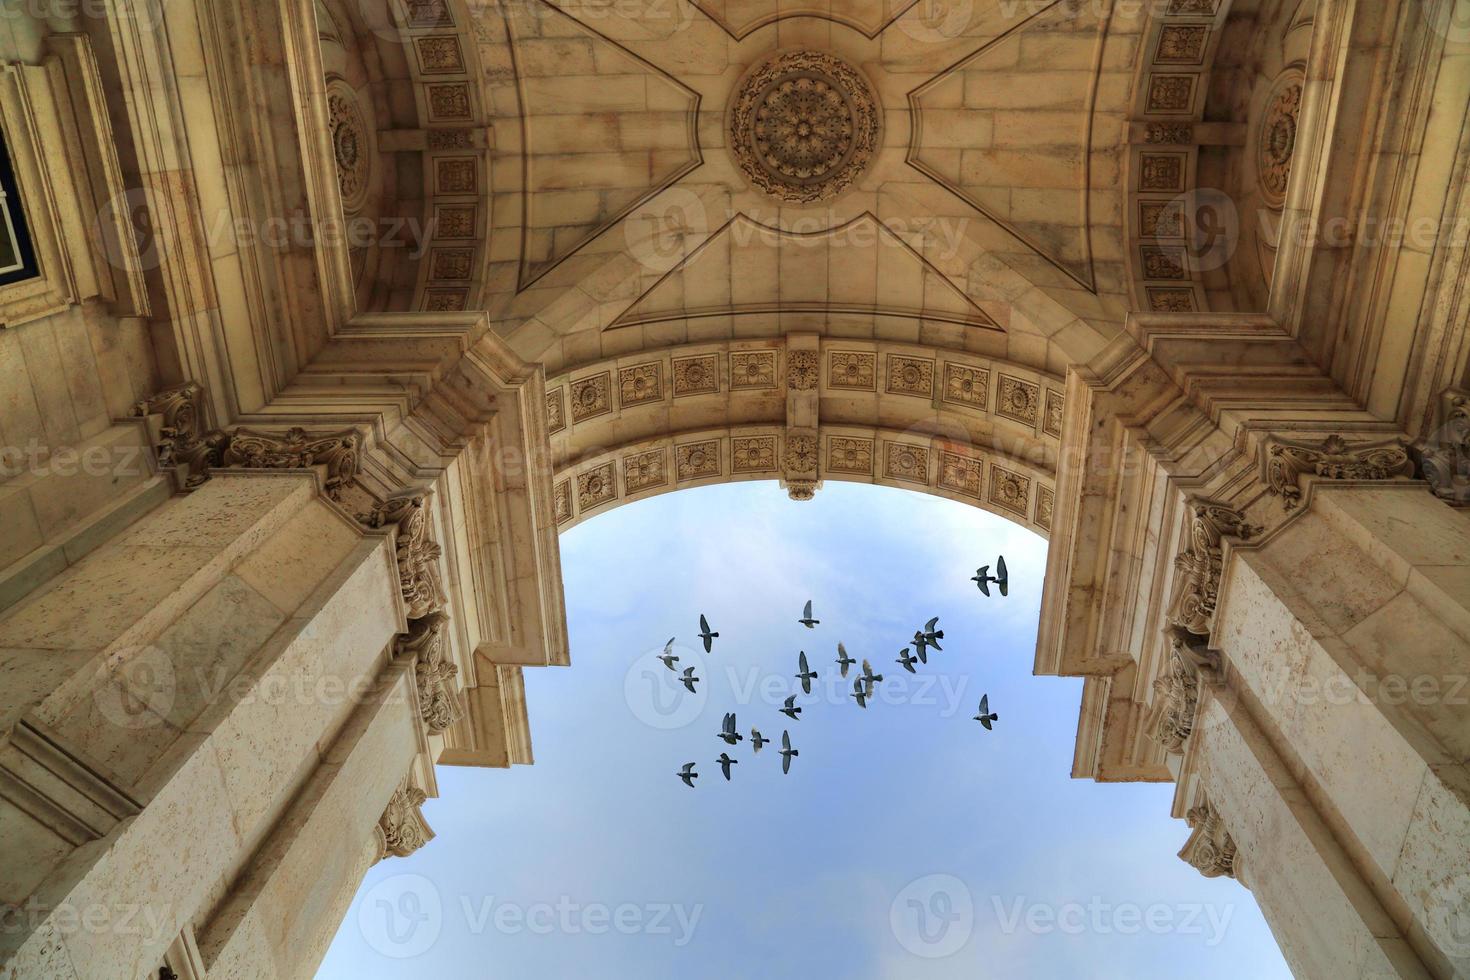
top-left (861, 658), bottom-right (883, 688)
top-left (717, 752), bottom-right (738, 780)
top-left (921, 617), bottom-right (944, 650)
top-left (836, 642), bottom-right (855, 678)
top-left (911, 632), bottom-right (930, 664)
top-left (798, 600), bottom-right (820, 629)
top-left (680, 666), bottom-right (700, 693)
top-left (678, 762), bottom-right (698, 787)
top-left (851, 677), bottom-right (869, 709)
top-left (657, 637), bottom-right (679, 670)
top-left (698, 614), bottom-right (719, 652)
top-left (973, 556), bottom-right (1009, 597)
top-left (974, 694), bottom-right (998, 730)
top-left (795, 651), bottom-right (818, 694)
top-left (718, 712), bottom-right (743, 745)
top-left (780, 694), bottom-right (802, 720)
top-left (751, 729), bottom-right (769, 752)
top-left (895, 647), bottom-right (919, 673)
top-left (780, 730), bottom-right (798, 774)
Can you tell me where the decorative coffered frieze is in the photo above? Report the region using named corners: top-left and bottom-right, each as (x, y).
top-left (1166, 500), bottom-right (1260, 638)
top-left (1178, 798), bottom-right (1238, 880)
top-left (828, 351), bottom-right (876, 391)
top-left (886, 355), bottom-right (934, 398)
top-left (397, 612), bottom-right (461, 736)
top-left (729, 351), bottom-right (777, 390)
top-left (375, 784), bottom-right (435, 861)
top-left (1264, 434), bottom-right (1416, 510)
top-left (675, 440), bottom-right (721, 481)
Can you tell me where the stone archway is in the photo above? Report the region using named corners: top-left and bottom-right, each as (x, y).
top-left (1, 0), bottom-right (1469, 977)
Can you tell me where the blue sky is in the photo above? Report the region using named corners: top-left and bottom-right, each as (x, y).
top-left (319, 481), bottom-right (1290, 978)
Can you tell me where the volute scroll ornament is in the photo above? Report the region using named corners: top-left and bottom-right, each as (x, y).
top-left (363, 491), bottom-right (449, 621)
top-left (1264, 433), bottom-right (1415, 510)
top-left (396, 611), bottom-right (462, 736)
top-left (1146, 631), bottom-right (1219, 755)
top-left (1413, 388), bottom-right (1470, 505)
top-left (375, 784), bottom-right (435, 861)
top-left (1165, 501), bottom-right (1260, 638)
top-left (220, 426), bottom-right (361, 500)
top-left (1178, 799), bottom-right (1239, 880)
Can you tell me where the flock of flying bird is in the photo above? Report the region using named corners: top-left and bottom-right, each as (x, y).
top-left (662, 556), bottom-right (1012, 787)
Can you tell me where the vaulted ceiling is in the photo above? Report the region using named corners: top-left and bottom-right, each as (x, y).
top-left (318, 0), bottom-right (1317, 380)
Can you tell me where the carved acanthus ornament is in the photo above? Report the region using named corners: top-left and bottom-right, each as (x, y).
top-left (397, 612), bottom-right (461, 735)
top-left (220, 426), bottom-right (361, 500)
top-left (1265, 434), bottom-right (1415, 510)
top-left (133, 385), bottom-right (362, 497)
top-left (1413, 388), bottom-right (1470, 504)
top-left (363, 492), bottom-right (448, 621)
top-left (1146, 633), bottom-right (1218, 754)
top-left (1165, 501), bottom-right (1259, 638)
top-left (375, 785), bottom-right (435, 861)
top-left (1178, 799), bottom-right (1239, 880)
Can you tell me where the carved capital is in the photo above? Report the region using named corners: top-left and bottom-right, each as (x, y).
top-left (1146, 632), bottom-right (1217, 754)
top-left (1178, 798), bottom-right (1238, 880)
top-left (375, 784), bottom-right (434, 861)
top-left (1165, 501), bottom-right (1259, 638)
top-left (132, 382), bottom-right (206, 468)
top-left (1265, 433), bottom-right (1415, 510)
top-left (397, 612), bottom-right (461, 736)
top-left (1412, 388), bottom-right (1470, 505)
top-left (363, 491), bottom-right (448, 620)
top-left (220, 426), bottom-right (361, 499)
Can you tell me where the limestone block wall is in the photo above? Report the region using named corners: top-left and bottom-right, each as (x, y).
top-left (0, 472), bottom-right (405, 978)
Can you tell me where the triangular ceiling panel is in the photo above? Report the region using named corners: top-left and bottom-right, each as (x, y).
top-left (507, 0), bottom-right (702, 291)
top-left (908, 0), bottom-right (1102, 291)
top-left (610, 213), bottom-right (1000, 330)
top-left (687, 0), bottom-right (921, 39)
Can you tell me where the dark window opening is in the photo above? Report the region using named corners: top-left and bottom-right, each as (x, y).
top-left (0, 126), bottom-right (39, 287)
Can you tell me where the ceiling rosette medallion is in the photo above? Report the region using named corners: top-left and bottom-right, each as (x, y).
top-left (729, 51), bottom-right (879, 205)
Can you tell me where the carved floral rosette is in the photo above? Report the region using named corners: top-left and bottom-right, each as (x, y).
top-left (1165, 501), bottom-right (1260, 638)
top-left (728, 51), bottom-right (879, 204)
top-left (397, 611), bottom-right (461, 735)
top-left (1265, 433), bottom-right (1415, 510)
top-left (375, 784), bottom-right (435, 861)
top-left (1179, 799), bottom-right (1238, 880)
top-left (363, 491), bottom-right (448, 621)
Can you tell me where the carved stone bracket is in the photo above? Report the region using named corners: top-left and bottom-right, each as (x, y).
top-left (1264, 433), bottom-right (1415, 510)
top-left (781, 429), bottom-right (819, 501)
top-left (219, 427), bottom-right (361, 499)
top-left (1413, 388), bottom-right (1470, 505)
top-left (1165, 501), bottom-right (1260, 638)
top-left (396, 612), bottom-right (461, 736)
top-left (132, 383), bottom-right (362, 498)
top-left (1178, 798), bottom-right (1239, 880)
top-left (374, 784), bottom-right (434, 861)
top-left (1146, 631), bottom-right (1219, 755)
top-left (362, 491), bottom-right (448, 621)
